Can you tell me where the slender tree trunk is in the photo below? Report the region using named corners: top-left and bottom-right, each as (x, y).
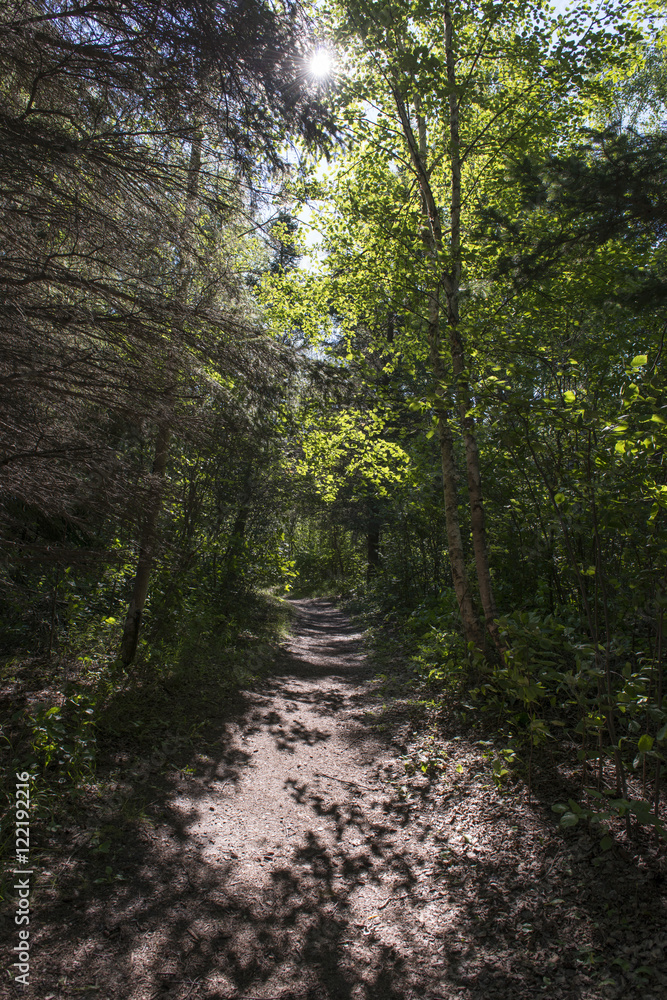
top-left (392, 17), bottom-right (498, 652)
top-left (392, 93), bottom-right (481, 645)
top-left (331, 526), bottom-right (345, 580)
top-left (427, 289), bottom-right (483, 647)
top-left (224, 501), bottom-right (250, 585)
top-left (117, 135), bottom-right (202, 667)
top-left (48, 566), bottom-right (60, 657)
top-left (118, 419), bottom-right (172, 665)
top-left (443, 2), bottom-right (499, 649)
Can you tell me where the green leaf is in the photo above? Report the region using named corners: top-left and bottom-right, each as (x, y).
top-left (551, 802), bottom-right (568, 813)
top-left (563, 390), bottom-right (576, 403)
top-left (554, 493), bottom-right (565, 504)
top-left (638, 734), bottom-right (654, 753)
top-left (631, 355), bottom-right (647, 367)
top-left (560, 812), bottom-right (579, 828)
top-left (599, 835), bottom-right (613, 851)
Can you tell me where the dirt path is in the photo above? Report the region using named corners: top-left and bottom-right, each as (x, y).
top-left (155, 597), bottom-right (449, 999)
top-left (8, 598), bottom-right (667, 999)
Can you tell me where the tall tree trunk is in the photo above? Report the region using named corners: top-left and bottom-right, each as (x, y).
top-left (393, 11), bottom-right (499, 651)
top-left (117, 135), bottom-right (202, 667)
top-left (392, 90), bottom-right (483, 646)
top-left (428, 288), bottom-right (483, 647)
top-left (224, 463), bottom-right (254, 586)
top-left (224, 501), bottom-right (250, 586)
top-left (443, 1), bottom-right (499, 649)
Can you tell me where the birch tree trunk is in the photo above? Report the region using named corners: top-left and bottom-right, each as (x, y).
top-left (443, 1), bottom-right (500, 648)
top-left (392, 93), bottom-right (481, 646)
top-left (392, 90), bottom-right (482, 645)
top-left (428, 288), bottom-right (483, 646)
top-left (390, 4), bottom-right (500, 651)
top-left (366, 501), bottom-right (381, 582)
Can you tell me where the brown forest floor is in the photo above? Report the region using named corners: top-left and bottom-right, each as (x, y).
top-left (2, 597), bottom-right (667, 999)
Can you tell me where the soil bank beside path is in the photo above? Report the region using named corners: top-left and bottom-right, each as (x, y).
top-left (4, 598), bottom-right (667, 1000)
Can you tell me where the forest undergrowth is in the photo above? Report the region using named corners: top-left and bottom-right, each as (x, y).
top-left (344, 590), bottom-right (667, 859)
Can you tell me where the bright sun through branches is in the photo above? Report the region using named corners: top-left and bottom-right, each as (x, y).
top-left (308, 48), bottom-right (334, 78)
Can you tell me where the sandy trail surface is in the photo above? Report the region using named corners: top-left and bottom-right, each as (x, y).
top-left (158, 597), bottom-right (449, 998)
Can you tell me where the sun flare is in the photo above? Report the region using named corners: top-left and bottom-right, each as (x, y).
top-left (308, 48), bottom-right (333, 78)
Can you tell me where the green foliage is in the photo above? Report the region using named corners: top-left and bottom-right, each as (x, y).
top-left (553, 791), bottom-right (666, 838)
top-left (401, 740), bottom-right (448, 779)
top-left (28, 693), bottom-right (97, 784)
top-left (298, 408), bottom-right (411, 503)
top-left (407, 596), bottom-right (470, 693)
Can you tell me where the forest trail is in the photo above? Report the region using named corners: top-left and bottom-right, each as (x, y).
top-left (18, 599), bottom-right (667, 1000)
top-left (153, 596), bottom-right (454, 999)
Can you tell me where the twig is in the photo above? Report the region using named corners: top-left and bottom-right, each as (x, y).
top-left (183, 978), bottom-right (201, 1000)
top-left (378, 892), bottom-right (408, 909)
top-left (314, 771), bottom-right (376, 792)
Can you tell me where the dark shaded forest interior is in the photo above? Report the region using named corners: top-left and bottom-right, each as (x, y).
top-left (1, 2), bottom-right (667, 998)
